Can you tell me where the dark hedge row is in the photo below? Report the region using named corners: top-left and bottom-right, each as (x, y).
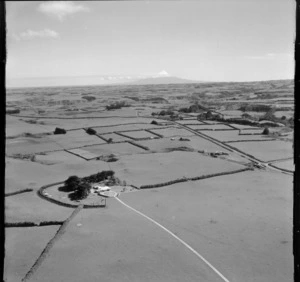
top-left (223, 143), bottom-right (261, 162)
top-left (145, 129), bottom-right (164, 138)
top-left (5, 188), bottom-right (33, 197)
top-left (6, 108), bottom-right (20, 114)
top-left (114, 132), bottom-right (136, 140)
top-left (269, 164), bottom-right (293, 174)
top-left (130, 185), bottom-right (140, 190)
top-left (96, 134), bottom-right (110, 142)
top-left (195, 128), bottom-right (236, 131)
top-left (38, 182), bottom-right (106, 208)
top-left (5, 221), bottom-right (63, 227)
top-left (225, 139), bottom-right (276, 143)
top-left (139, 168), bottom-right (251, 189)
top-left (91, 122), bottom-right (148, 128)
top-left (238, 133), bottom-right (262, 136)
top-left (22, 205), bottom-right (84, 282)
top-left (7, 114), bottom-right (138, 119)
top-left (127, 140), bottom-right (150, 151)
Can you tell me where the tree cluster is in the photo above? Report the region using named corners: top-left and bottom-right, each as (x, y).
top-left (106, 101), bottom-right (130, 110)
top-left (62, 171), bottom-right (116, 201)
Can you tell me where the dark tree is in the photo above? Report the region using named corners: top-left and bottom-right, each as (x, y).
top-left (262, 127), bottom-right (270, 135)
top-left (86, 128), bottom-right (96, 135)
top-left (69, 183), bottom-right (91, 201)
top-left (64, 175), bottom-right (81, 190)
top-left (205, 111), bottom-right (213, 120)
top-left (54, 127), bottom-right (66, 134)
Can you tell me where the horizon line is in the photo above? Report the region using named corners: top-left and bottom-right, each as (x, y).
top-left (6, 77), bottom-right (294, 90)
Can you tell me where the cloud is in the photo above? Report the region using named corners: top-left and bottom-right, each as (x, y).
top-left (13, 29), bottom-right (59, 41)
top-left (37, 1), bottom-right (89, 20)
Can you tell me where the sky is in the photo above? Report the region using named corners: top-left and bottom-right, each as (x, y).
top-left (6, 0), bottom-right (295, 87)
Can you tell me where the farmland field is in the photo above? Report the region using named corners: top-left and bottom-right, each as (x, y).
top-left (228, 140), bottom-right (293, 162)
top-left (5, 79), bottom-right (293, 282)
top-left (150, 127), bottom-right (195, 137)
top-left (4, 226), bottom-right (60, 282)
top-left (121, 170), bottom-right (292, 282)
top-left (118, 130), bottom-right (158, 140)
top-left (186, 123), bottom-right (234, 130)
top-left (271, 159), bottom-right (294, 171)
top-left (81, 142), bottom-right (146, 156)
top-left (109, 151), bottom-right (244, 187)
top-left (100, 132), bottom-right (131, 142)
top-left (202, 130), bottom-right (275, 142)
top-left (48, 129), bottom-right (105, 149)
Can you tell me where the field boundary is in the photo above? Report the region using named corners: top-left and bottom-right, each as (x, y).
top-left (268, 163), bottom-right (293, 173)
top-left (238, 133), bottom-right (262, 136)
top-left (139, 168), bottom-right (251, 189)
top-left (96, 134), bottom-right (109, 142)
top-left (22, 205), bottom-right (84, 282)
top-left (114, 131), bottom-right (136, 140)
top-left (8, 114), bottom-right (139, 119)
top-left (5, 188), bottom-right (33, 197)
top-left (144, 129), bottom-right (164, 138)
top-left (225, 139), bottom-right (277, 143)
top-left (126, 140), bottom-right (150, 151)
top-left (64, 149), bottom-right (94, 161)
top-left (38, 182), bottom-right (107, 208)
top-left (268, 157), bottom-right (294, 164)
top-left (5, 221), bottom-right (64, 228)
top-left (195, 128), bottom-right (237, 131)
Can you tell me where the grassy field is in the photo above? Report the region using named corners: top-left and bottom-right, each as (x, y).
top-left (81, 142), bottom-right (146, 157)
top-left (100, 132), bottom-right (131, 142)
top-left (4, 226), bottom-right (60, 282)
top-left (150, 127), bottom-right (195, 138)
top-left (271, 159), bottom-right (294, 171)
top-left (6, 137), bottom-right (61, 155)
top-left (229, 140), bottom-right (293, 162)
top-left (118, 130), bottom-right (158, 139)
top-left (109, 151), bottom-right (244, 187)
top-left (5, 192), bottom-right (73, 223)
top-left (187, 124), bottom-right (234, 130)
top-left (48, 129), bottom-right (105, 149)
top-left (121, 171), bottom-right (293, 282)
top-left (27, 205), bottom-right (225, 282)
top-left (202, 130), bottom-right (275, 142)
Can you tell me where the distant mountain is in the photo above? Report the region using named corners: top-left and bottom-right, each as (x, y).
top-left (125, 76), bottom-right (201, 85)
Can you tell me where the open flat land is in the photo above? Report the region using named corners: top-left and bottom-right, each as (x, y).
top-left (5, 80), bottom-right (293, 282)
